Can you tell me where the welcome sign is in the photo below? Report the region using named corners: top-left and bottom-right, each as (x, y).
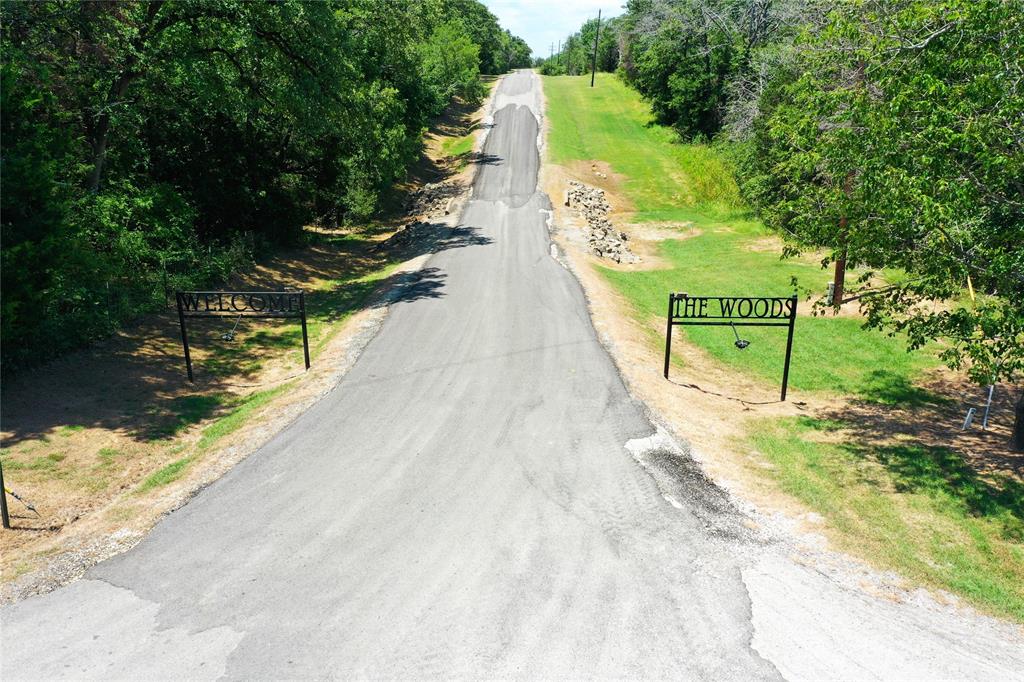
top-left (174, 290), bottom-right (310, 382)
top-left (177, 291), bottom-right (304, 317)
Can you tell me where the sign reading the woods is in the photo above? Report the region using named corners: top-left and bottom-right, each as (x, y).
top-left (175, 290), bottom-right (310, 382)
top-left (671, 295), bottom-right (795, 320)
top-left (664, 293), bottom-right (798, 400)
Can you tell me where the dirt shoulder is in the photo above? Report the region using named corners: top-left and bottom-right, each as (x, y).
top-left (540, 152), bottom-right (1024, 624)
top-left (541, 161), bottom-right (1021, 503)
top-left (0, 85), bottom-right (497, 603)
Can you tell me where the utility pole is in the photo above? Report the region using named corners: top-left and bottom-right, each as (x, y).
top-left (557, 40), bottom-right (562, 73)
top-left (590, 9), bottom-right (601, 87)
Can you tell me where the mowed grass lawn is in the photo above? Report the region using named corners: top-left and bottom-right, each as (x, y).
top-left (544, 73), bottom-right (1024, 621)
top-left (545, 73), bottom-right (935, 401)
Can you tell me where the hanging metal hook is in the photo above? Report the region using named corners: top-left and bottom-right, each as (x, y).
top-left (730, 322), bottom-right (750, 350)
top-left (221, 314), bottom-right (242, 342)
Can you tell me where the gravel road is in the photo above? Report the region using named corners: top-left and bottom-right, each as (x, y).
top-left (2, 70), bottom-right (1022, 681)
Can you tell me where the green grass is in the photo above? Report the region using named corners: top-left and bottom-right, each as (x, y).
top-left (195, 383), bottom-right (291, 451)
top-left (2, 452), bottom-right (65, 472)
top-left (599, 228), bottom-right (939, 400)
top-left (751, 417), bottom-right (1024, 621)
top-left (137, 383), bottom-right (292, 492)
top-left (545, 74), bottom-right (743, 217)
top-left (440, 132), bottom-right (475, 159)
top-left (138, 456), bottom-right (193, 492)
top-left (96, 447), bottom-right (125, 467)
top-left (541, 74), bottom-right (1024, 620)
top-left (544, 73), bottom-right (940, 400)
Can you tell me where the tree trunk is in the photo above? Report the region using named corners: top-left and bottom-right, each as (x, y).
top-left (832, 245), bottom-right (847, 307)
top-left (1012, 391), bottom-right (1024, 452)
top-left (833, 170), bottom-right (855, 308)
top-left (86, 71), bottom-right (134, 193)
top-left (84, 1), bottom-right (165, 192)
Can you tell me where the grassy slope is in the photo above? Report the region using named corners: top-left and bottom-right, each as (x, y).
top-left (546, 74), bottom-right (934, 400)
top-left (139, 231), bottom-right (402, 490)
top-left (754, 417), bottom-right (1024, 621)
top-left (441, 132), bottom-right (475, 159)
top-left (544, 73), bottom-right (1024, 620)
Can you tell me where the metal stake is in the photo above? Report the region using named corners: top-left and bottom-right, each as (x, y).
top-left (1, 461), bottom-right (10, 529)
top-left (176, 293), bottom-right (195, 383)
top-left (780, 295), bottom-right (798, 401)
top-left (299, 292), bottom-right (311, 371)
top-left (982, 384), bottom-right (995, 429)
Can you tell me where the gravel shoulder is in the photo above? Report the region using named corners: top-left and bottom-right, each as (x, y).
top-left (539, 77), bottom-right (1024, 678)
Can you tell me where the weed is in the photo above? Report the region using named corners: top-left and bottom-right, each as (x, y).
top-left (197, 383), bottom-right (291, 451)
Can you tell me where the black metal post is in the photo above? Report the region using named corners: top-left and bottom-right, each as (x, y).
top-left (780, 295), bottom-right (798, 401)
top-left (1, 461), bottom-right (11, 529)
top-left (299, 292), bottom-right (311, 371)
top-left (590, 9), bottom-right (601, 87)
top-left (175, 293), bottom-right (194, 383)
top-left (664, 293), bottom-right (676, 379)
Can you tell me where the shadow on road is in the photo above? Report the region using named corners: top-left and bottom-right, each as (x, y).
top-left (469, 152), bottom-right (502, 166)
top-left (0, 222), bottom-right (490, 446)
top-left (379, 268), bottom-right (448, 306)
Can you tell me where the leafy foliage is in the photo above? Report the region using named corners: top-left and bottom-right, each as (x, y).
top-left (741, 0), bottom-right (1024, 386)
top-left (0, 0), bottom-right (528, 368)
top-left (419, 21), bottom-right (487, 114)
top-left (538, 16), bottom-right (622, 77)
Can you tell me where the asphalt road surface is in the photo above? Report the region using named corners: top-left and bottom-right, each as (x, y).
top-left (3, 71), bottom-right (1023, 680)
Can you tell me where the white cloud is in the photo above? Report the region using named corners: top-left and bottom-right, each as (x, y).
top-left (484, 0), bottom-right (625, 58)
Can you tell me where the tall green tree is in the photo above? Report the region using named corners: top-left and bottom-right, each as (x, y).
top-left (742, 0), bottom-right (1024, 446)
top-left (0, 0), bottom-right (529, 369)
top-left (419, 20), bottom-right (486, 114)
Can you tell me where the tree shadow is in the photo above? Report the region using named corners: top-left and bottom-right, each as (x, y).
top-left (839, 439), bottom-right (1024, 542)
top-left (375, 267), bottom-right (448, 306)
top-left (811, 370), bottom-right (1024, 541)
top-left (468, 152), bottom-right (503, 166)
top-left (0, 221), bottom-right (491, 447)
top-left (377, 222), bottom-right (492, 256)
top-left (857, 369), bottom-right (951, 408)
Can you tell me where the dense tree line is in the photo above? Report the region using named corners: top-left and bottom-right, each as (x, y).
top-left (0, 0), bottom-right (531, 368)
top-left (542, 0), bottom-right (1024, 445)
top-left (538, 15), bottom-right (622, 76)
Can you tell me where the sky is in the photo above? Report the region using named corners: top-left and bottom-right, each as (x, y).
top-left (484, 0), bottom-right (625, 59)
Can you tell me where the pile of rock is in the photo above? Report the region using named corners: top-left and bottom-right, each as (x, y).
top-left (565, 181), bottom-right (639, 264)
top-left (404, 181), bottom-right (461, 217)
top-left (376, 220), bottom-right (436, 251)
